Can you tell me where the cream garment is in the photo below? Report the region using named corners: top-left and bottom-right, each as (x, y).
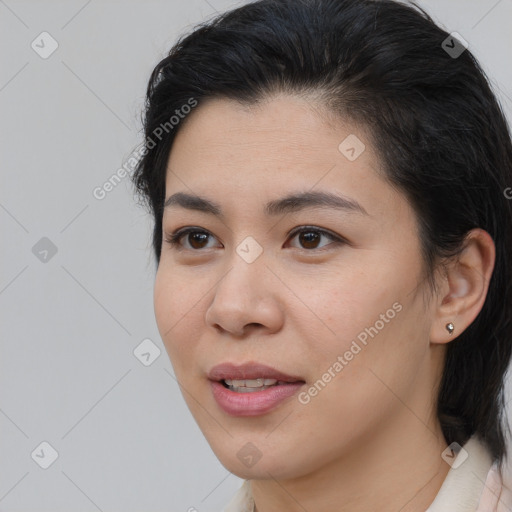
top-left (223, 435), bottom-right (512, 512)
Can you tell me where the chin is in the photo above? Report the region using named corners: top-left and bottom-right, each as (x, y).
top-left (212, 445), bottom-right (305, 481)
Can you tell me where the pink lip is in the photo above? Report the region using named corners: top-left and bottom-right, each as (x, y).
top-left (208, 362), bottom-right (306, 416)
top-left (208, 362), bottom-right (304, 382)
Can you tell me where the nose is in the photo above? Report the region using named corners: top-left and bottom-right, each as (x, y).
top-left (205, 256), bottom-right (284, 338)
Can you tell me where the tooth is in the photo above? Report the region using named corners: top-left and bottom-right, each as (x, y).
top-left (245, 379), bottom-right (265, 388)
top-left (224, 378), bottom-right (279, 387)
top-left (230, 386), bottom-right (273, 393)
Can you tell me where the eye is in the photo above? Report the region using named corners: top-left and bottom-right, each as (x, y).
top-left (164, 225), bottom-right (346, 252)
top-left (164, 227), bottom-right (220, 251)
top-left (286, 226), bottom-right (345, 250)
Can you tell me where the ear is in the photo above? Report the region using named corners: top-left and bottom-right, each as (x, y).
top-left (429, 228), bottom-right (495, 344)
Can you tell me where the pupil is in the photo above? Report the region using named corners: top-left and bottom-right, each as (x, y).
top-left (190, 232), bottom-right (208, 249)
top-left (300, 231), bottom-right (319, 249)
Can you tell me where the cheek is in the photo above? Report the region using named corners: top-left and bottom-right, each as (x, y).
top-left (302, 264), bottom-right (423, 382)
top-left (301, 268), bottom-right (395, 342)
top-left (153, 269), bottom-right (204, 361)
top-left (154, 271), bottom-right (176, 335)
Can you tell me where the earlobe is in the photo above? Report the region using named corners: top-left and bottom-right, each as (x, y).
top-left (430, 228), bottom-right (495, 345)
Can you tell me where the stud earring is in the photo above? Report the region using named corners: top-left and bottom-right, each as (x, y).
top-left (446, 322), bottom-right (454, 335)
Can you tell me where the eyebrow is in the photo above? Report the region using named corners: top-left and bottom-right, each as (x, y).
top-left (163, 190), bottom-right (369, 218)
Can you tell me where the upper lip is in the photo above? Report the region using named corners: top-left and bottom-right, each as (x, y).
top-left (208, 362), bottom-right (305, 383)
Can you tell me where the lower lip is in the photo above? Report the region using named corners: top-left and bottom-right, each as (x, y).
top-left (210, 380), bottom-right (305, 416)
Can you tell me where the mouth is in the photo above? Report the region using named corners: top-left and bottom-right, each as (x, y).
top-left (208, 362), bottom-right (306, 416)
top-left (220, 378), bottom-right (298, 392)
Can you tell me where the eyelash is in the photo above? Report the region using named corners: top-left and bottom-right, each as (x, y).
top-left (164, 226), bottom-right (347, 252)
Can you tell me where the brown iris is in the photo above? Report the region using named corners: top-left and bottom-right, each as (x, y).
top-left (298, 231), bottom-right (320, 249)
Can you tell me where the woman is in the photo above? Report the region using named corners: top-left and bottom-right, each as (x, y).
top-left (131, 0), bottom-right (512, 510)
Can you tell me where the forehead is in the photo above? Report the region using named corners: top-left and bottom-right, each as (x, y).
top-left (168, 96), bottom-right (368, 178)
top-left (169, 95), bottom-right (358, 161)
top-left (164, 95), bottom-right (407, 224)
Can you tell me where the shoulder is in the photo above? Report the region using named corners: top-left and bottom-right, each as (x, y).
top-left (475, 463), bottom-right (512, 512)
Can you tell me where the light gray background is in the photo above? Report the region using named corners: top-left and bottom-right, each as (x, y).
top-left (1, 1), bottom-right (511, 511)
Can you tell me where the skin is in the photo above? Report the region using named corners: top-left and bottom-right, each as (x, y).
top-left (153, 94), bottom-right (495, 512)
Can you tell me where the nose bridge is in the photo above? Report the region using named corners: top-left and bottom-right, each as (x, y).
top-left (218, 241), bottom-right (267, 304)
top-left (205, 242), bottom-right (283, 335)
top-left (235, 232), bottom-right (265, 265)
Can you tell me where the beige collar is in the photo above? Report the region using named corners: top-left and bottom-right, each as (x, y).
top-left (426, 435), bottom-right (493, 511)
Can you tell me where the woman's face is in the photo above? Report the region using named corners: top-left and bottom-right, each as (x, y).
top-left (154, 95), bottom-right (444, 480)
